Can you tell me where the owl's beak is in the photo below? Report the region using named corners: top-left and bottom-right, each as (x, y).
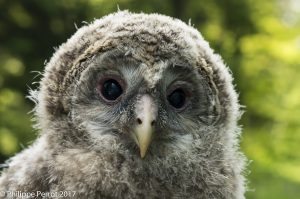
top-left (133, 95), bottom-right (157, 158)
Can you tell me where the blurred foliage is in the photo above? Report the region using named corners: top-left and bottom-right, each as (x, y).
top-left (0, 0), bottom-right (299, 198)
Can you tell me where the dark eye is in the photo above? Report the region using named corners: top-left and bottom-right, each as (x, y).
top-left (101, 79), bottom-right (123, 101)
top-left (167, 88), bottom-right (186, 109)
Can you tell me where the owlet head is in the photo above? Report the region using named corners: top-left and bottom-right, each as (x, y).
top-left (35, 11), bottom-right (240, 159)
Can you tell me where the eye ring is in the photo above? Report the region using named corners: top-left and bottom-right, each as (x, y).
top-left (97, 75), bottom-right (126, 104)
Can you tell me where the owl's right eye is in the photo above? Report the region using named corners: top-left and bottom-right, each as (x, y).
top-left (99, 78), bottom-right (123, 102)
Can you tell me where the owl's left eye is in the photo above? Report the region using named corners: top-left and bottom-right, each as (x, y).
top-left (99, 78), bottom-right (124, 102)
top-left (167, 88), bottom-right (186, 109)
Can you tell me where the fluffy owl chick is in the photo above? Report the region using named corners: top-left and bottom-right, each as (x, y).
top-left (0, 11), bottom-right (246, 198)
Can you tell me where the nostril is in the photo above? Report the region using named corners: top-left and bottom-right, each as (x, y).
top-left (137, 118), bottom-right (142, 124)
top-left (151, 120), bottom-right (156, 126)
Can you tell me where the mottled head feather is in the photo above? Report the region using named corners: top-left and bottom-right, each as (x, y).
top-left (37, 11), bottom-right (239, 128)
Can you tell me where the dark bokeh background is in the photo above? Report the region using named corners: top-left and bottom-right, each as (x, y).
top-left (1, 0), bottom-right (300, 198)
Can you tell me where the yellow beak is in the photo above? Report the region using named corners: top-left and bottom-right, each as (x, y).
top-left (133, 95), bottom-right (157, 158)
top-left (134, 120), bottom-right (154, 158)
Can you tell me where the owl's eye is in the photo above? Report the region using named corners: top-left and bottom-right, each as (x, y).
top-left (167, 88), bottom-right (186, 109)
top-left (100, 79), bottom-right (123, 101)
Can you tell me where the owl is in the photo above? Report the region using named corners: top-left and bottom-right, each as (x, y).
top-left (0, 11), bottom-right (246, 199)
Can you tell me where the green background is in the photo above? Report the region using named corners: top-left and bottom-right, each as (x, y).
top-left (0, 0), bottom-right (299, 198)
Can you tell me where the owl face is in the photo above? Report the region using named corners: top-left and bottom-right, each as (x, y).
top-left (70, 49), bottom-right (218, 159)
